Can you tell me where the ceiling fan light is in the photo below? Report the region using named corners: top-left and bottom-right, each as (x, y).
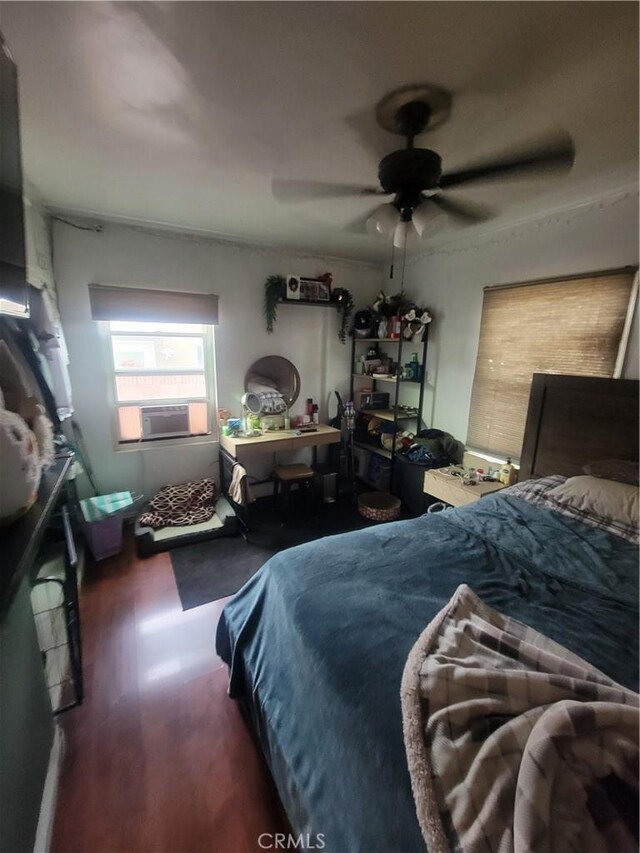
top-left (368, 203), bottom-right (400, 235)
top-left (412, 202), bottom-right (444, 238)
top-left (393, 219), bottom-right (411, 248)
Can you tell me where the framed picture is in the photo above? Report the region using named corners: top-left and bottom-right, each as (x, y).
top-left (299, 279), bottom-right (317, 302)
top-left (316, 281), bottom-right (331, 302)
top-left (284, 276), bottom-right (332, 303)
top-left (300, 278), bottom-right (331, 302)
top-left (285, 276), bottom-right (301, 300)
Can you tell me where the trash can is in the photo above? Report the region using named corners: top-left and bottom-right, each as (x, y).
top-left (79, 492), bottom-right (139, 561)
top-left (394, 456), bottom-right (452, 515)
top-left (392, 455), bottom-right (429, 514)
top-left (314, 465), bottom-right (338, 504)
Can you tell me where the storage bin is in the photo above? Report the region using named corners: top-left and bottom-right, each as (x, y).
top-left (367, 455), bottom-right (391, 492)
top-left (358, 491), bottom-right (401, 522)
top-left (394, 455), bottom-right (448, 515)
top-left (79, 491), bottom-right (139, 561)
top-left (81, 515), bottom-right (123, 561)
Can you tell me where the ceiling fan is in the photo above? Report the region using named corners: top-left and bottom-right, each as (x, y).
top-left (272, 84), bottom-right (575, 246)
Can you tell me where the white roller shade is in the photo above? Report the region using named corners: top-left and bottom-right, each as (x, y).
top-left (88, 284), bottom-right (219, 325)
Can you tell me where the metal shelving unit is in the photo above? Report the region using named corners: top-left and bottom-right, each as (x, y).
top-left (349, 326), bottom-right (429, 491)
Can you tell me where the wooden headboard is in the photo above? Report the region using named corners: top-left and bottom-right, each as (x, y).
top-left (519, 374), bottom-right (639, 480)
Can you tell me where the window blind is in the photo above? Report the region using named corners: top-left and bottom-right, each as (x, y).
top-left (466, 268), bottom-right (637, 460)
top-left (88, 284), bottom-right (219, 325)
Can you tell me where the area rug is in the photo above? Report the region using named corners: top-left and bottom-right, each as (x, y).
top-left (170, 496), bottom-right (377, 610)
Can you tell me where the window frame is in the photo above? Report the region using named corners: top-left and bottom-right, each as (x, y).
top-left (101, 320), bottom-right (218, 451)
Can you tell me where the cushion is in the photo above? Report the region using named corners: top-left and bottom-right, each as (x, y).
top-left (138, 478), bottom-right (217, 530)
top-left (547, 475), bottom-right (638, 531)
top-left (583, 458), bottom-right (639, 486)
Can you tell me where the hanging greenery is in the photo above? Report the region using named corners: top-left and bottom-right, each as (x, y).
top-left (264, 275), bottom-right (285, 333)
top-left (332, 287), bottom-right (354, 344)
top-left (263, 276), bottom-right (353, 344)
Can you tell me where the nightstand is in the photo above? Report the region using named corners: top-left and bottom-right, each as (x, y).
top-left (423, 467), bottom-right (505, 507)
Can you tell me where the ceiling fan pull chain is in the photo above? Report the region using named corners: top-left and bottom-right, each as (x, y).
top-left (389, 240), bottom-right (395, 280)
top-left (400, 224), bottom-right (408, 290)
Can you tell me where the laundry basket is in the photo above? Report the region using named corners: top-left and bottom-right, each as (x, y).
top-left (79, 492), bottom-right (141, 561)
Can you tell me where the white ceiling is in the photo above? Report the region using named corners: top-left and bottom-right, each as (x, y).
top-left (1, 1), bottom-right (638, 261)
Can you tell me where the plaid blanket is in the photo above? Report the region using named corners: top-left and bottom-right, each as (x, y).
top-left (504, 475), bottom-right (638, 543)
top-left (401, 585), bottom-right (639, 853)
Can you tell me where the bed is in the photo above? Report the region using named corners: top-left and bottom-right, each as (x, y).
top-left (215, 374), bottom-right (639, 852)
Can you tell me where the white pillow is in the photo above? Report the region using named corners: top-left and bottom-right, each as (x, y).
top-left (547, 475), bottom-right (638, 530)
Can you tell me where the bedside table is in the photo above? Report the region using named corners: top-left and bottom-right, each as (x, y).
top-left (423, 467), bottom-right (505, 507)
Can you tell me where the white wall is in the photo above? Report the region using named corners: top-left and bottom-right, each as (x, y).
top-left (24, 188), bottom-right (56, 292)
top-left (52, 220), bottom-right (380, 497)
top-left (401, 189), bottom-right (639, 443)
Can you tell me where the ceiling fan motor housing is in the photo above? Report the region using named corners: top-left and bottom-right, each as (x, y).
top-left (378, 148), bottom-right (442, 207)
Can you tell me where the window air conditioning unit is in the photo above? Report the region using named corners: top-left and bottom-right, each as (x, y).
top-left (141, 405), bottom-right (190, 439)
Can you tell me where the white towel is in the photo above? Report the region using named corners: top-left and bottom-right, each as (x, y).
top-left (229, 463), bottom-right (254, 505)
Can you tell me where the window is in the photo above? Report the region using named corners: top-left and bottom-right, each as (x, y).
top-left (107, 321), bottom-right (215, 444)
top-left (466, 269), bottom-right (637, 461)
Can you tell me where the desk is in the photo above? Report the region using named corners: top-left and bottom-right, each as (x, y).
top-left (219, 426), bottom-right (341, 530)
top-left (423, 467), bottom-right (505, 507)
top-left (220, 424), bottom-right (340, 463)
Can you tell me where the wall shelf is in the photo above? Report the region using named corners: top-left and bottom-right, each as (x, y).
top-left (278, 298), bottom-right (336, 309)
top-left (358, 408), bottom-right (419, 422)
top-left (352, 373), bottom-right (421, 385)
top-left (353, 337), bottom-right (402, 343)
top-left (352, 337), bottom-right (427, 345)
top-left (354, 440), bottom-right (392, 460)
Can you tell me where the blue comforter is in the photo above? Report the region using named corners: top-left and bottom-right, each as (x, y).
top-left (216, 495), bottom-right (639, 852)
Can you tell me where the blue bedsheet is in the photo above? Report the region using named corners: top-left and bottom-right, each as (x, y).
top-left (216, 495), bottom-right (639, 852)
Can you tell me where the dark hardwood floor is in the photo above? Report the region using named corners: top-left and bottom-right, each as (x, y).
top-left (52, 534), bottom-right (286, 853)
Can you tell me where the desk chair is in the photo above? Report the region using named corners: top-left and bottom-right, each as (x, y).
top-left (273, 463), bottom-right (315, 524)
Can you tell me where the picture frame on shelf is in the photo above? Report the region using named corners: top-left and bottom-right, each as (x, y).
top-left (285, 275), bottom-right (301, 301)
top-left (283, 275), bottom-right (331, 303)
top-left (315, 281), bottom-right (331, 302)
top-left (300, 278), bottom-right (330, 302)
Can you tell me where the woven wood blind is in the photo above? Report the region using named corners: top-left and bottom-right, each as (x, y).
top-left (467, 269), bottom-right (636, 460)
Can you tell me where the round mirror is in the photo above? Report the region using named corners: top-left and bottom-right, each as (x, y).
top-left (244, 356), bottom-right (301, 409)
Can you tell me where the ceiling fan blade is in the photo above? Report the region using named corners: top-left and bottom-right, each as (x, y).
top-left (439, 134), bottom-right (575, 190)
top-left (429, 194), bottom-right (492, 225)
top-left (272, 178), bottom-right (384, 203)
